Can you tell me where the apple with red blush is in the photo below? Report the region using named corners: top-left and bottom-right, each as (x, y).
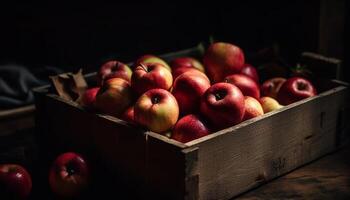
top-left (277, 77), bottom-right (317, 105)
top-left (243, 96), bottom-right (264, 120)
top-left (224, 74), bottom-right (260, 99)
top-left (49, 152), bottom-right (90, 198)
top-left (170, 57), bottom-right (205, 78)
top-left (0, 164), bottom-right (32, 199)
top-left (80, 87), bottom-right (100, 109)
top-left (171, 114), bottom-right (210, 143)
top-left (134, 88), bottom-right (179, 133)
top-left (121, 106), bottom-right (135, 124)
top-left (203, 42), bottom-right (245, 83)
top-left (134, 54), bottom-right (171, 72)
top-left (97, 60), bottom-right (132, 85)
top-left (95, 78), bottom-right (133, 117)
top-left (131, 63), bottom-right (173, 96)
top-left (172, 71), bottom-right (211, 115)
top-left (261, 77), bottom-right (286, 99)
top-left (241, 63), bottom-right (259, 83)
top-left (200, 82), bottom-right (245, 130)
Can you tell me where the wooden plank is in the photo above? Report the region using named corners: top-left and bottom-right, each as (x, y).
top-left (301, 52), bottom-right (342, 80)
top-left (0, 105), bottom-right (35, 120)
top-left (187, 83), bottom-right (348, 200)
top-left (0, 115), bottom-right (35, 137)
top-left (145, 132), bottom-right (198, 199)
top-left (0, 105), bottom-right (36, 137)
top-left (318, 0), bottom-right (345, 69)
top-left (236, 143), bottom-right (350, 200)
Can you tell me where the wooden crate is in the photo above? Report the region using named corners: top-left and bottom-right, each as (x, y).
top-left (33, 47), bottom-right (349, 200)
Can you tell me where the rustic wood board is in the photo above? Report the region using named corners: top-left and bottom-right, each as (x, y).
top-left (0, 105), bottom-right (35, 137)
top-left (236, 143), bottom-right (350, 200)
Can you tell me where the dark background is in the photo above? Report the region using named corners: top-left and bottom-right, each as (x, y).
top-left (0, 1), bottom-right (348, 199)
top-left (0, 1), bottom-right (347, 79)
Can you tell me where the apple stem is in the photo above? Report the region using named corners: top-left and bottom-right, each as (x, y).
top-left (140, 63), bottom-right (148, 72)
top-left (214, 91), bottom-right (226, 101)
top-left (113, 61), bottom-right (120, 70)
top-left (152, 96), bottom-right (160, 104)
top-left (66, 162), bottom-right (76, 176)
top-left (215, 93), bottom-right (222, 100)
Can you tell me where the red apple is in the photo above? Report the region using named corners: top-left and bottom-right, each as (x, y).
top-left (172, 67), bottom-right (205, 80)
top-left (134, 54), bottom-right (171, 72)
top-left (0, 164), bottom-right (32, 199)
top-left (203, 42), bottom-right (245, 83)
top-left (121, 106), bottom-right (135, 124)
top-left (260, 96), bottom-right (283, 113)
top-left (49, 152), bottom-right (89, 198)
top-left (134, 88), bottom-right (179, 133)
top-left (95, 78), bottom-right (133, 116)
top-left (97, 60), bottom-right (132, 85)
top-left (80, 87), bottom-right (100, 109)
top-left (131, 63), bottom-right (173, 96)
top-left (277, 77), bottom-right (317, 105)
top-left (241, 63), bottom-right (259, 83)
top-left (200, 82), bottom-right (245, 130)
top-left (243, 96), bottom-right (264, 120)
top-left (170, 57), bottom-right (204, 74)
top-left (171, 114), bottom-right (210, 143)
top-left (172, 71), bottom-right (211, 115)
top-left (261, 77), bottom-right (286, 99)
top-left (224, 74), bottom-right (260, 99)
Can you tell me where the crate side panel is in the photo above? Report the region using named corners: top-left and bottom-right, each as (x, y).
top-left (146, 133), bottom-right (199, 200)
top-left (194, 87), bottom-right (348, 200)
top-left (42, 95), bottom-right (148, 186)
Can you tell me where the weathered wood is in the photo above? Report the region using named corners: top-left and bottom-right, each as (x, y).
top-left (301, 52), bottom-right (342, 80)
top-left (0, 105), bottom-right (35, 137)
top-left (186, 81), bottom-right (348, 200)
top-left (0, 105), bottom-right (35, 120)
top-left (236, 143), bottom-right (350, 200)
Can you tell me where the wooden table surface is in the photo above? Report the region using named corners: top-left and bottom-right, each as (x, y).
top-left (235, 143), bottom-right (350, 200)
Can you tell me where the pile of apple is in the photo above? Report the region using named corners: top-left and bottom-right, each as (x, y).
top-left (81, 42), bottom-right (317, 143)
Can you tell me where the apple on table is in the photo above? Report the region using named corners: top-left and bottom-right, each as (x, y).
top-left (0, 164), bottom-right (32, 199)
top-left (49, 152), bottom-right (90, 198)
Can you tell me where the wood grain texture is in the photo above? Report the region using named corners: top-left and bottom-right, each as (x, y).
top-left (0, 105), bottom-right (35, 136)
top-left (236, 143), bottom-right (350, 200)
top-left (187, 82), bottom-right (348, 200)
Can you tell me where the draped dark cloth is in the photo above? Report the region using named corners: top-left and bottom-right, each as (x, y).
top-left (0, 65), bottom-right (63, 109)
